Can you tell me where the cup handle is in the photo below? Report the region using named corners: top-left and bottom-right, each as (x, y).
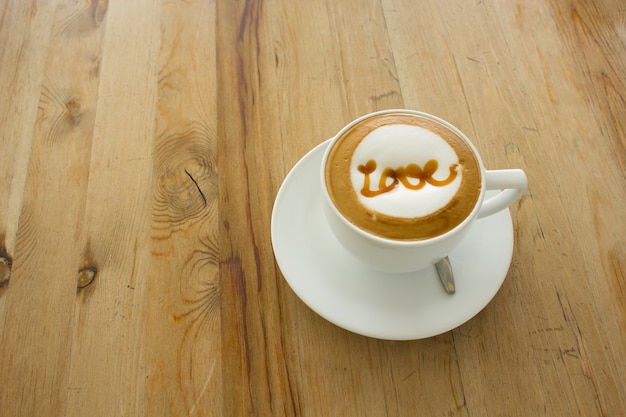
top-left (477, 169), bottom-right (527, 219)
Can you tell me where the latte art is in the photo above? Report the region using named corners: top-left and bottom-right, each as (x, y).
top-left (349, 123), bottom-right (464, 219)
top-left (358, 159), bottom-right (459, 197)
top-left (325, 112), bottom-right (482, 240)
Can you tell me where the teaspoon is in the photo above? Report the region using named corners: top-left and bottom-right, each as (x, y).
top-left (435, 256), bottom-right (456, 294)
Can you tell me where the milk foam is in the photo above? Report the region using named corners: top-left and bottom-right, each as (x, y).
top-left (350, 124), bottom-right (462, 218)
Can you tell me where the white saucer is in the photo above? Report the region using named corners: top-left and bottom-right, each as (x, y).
top-left (271, 140), bottom-right (514, 340)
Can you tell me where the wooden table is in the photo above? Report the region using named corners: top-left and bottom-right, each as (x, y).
top-left (1, 0), bottom-right (624, 415)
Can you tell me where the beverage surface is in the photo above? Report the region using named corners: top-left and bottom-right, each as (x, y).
top-left (325, 113), bottom-right (482, 240)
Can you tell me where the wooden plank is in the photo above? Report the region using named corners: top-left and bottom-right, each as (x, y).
top-left (0, 0), bottom-right (56, 266)
top-left (145, 0), bottom-right (221, 415)
top-left (217, 0), bottom-right (348, 414)
top-left (0, 1), bottom-right (55, 282)
top-left (62, 0), bottom-right (160, 415)
top-left (0, 0), bottom-right (106, 415)
top-left (0, 0), bottom-right (57, 367)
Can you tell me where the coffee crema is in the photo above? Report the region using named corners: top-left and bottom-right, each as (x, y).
top-left (324, 112), bottom-right (482, 240)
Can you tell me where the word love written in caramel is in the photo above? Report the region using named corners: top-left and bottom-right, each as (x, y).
top-left (357, 159), bottom-right (458, 197)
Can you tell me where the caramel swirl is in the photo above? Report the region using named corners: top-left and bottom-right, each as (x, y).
top-left (358, 159), bottom-right (458, 198)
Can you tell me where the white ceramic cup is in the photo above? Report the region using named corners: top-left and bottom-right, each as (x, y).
top-left (320, 109), bottom-right (527, 273)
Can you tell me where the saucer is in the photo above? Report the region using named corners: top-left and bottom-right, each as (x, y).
top-left (271, 140), bottom-right (514, 340)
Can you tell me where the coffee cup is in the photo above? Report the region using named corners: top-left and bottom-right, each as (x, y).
top-left (321, 109), bottom-right (527, 273)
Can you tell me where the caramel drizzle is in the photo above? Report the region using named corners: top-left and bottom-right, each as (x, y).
top-left (357, 159), bottom-right (459, 197)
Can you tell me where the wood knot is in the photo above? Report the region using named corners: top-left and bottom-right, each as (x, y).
top-left (152, 126), bottom-right (215, 235)
top-left (92, 0), bottom-right (109, 27)
top-left (65, 97), bottom-right (82, 126)
top-left (77, 266), bottom-right (97, 289)
top-left (0, 255), bottom-right (11, 288)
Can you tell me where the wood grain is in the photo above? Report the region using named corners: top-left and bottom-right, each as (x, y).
top-left (0, 0), bottom-right (624, 416)
top-left (1, 0), bottom-right (106, 414)
top-left (63, 0), bottom-right (158, 415)
top-left (147, 0), bottom-right (220, 415)
top-left (0, 0), bottom-right (56, 263)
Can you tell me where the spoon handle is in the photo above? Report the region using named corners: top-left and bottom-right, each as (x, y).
top-left (435, 256), bottom-right (456, 294)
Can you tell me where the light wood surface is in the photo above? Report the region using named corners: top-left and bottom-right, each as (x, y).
top-left (1, 0), bottom-right (624, 416)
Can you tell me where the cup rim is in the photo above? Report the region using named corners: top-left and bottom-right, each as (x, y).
top-left (321, 109), bottom-right (487, 247)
